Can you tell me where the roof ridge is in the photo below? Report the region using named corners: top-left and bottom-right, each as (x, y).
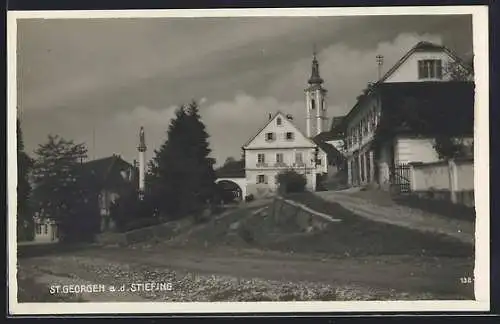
top-left (241, 111), bottom-right (282, 148)
top-left (93, 155), bottom-right (119, 182)
top-left (378, 41), bottom-right (464, 83)
top-left (242, 111), bottom-right (323, 149)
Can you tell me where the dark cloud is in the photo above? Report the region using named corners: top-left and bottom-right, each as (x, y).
top-left (16, 14), bottom-right (473, 166)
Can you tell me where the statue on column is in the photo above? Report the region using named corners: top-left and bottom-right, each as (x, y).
top-left (139, 126), bottom-right (145, 148)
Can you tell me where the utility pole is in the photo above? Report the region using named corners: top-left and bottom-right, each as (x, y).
top-left (376, 54), bottom-right (384, 80)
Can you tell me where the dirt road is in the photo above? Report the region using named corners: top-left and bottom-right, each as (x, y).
top-left (17, 198), bottom-right (475, 302)
top-left (19, 243), bottom-right (474, 302)
top-left (315, 191), bottom-right (475, 245)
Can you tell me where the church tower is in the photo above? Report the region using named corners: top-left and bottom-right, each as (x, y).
top-left (305, 48), bottom-right (328, 137)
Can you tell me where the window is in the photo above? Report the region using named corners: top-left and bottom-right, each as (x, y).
top-left (276, 117), bottom-right (282, 126)
top-left (311, 99), bottom-right (316, 110)
top-left (295, 152), bottom-right (303, 164)
top-left (418, 59), bottom-right (443, 79)
top-left (36, 224), bottom-right (42, 235)
top-left (285, 132), bottom-right (294, 140)
top-left (257, 153), bottom-right (265, 164)
top-left (257, 175), bottom-right (267, 184)
top-left (276, 153), bottom-right (284, 163)
top-left (44, 224), bottom-right (48, 235)
top-left (265, 132), bottom-right (275, 141)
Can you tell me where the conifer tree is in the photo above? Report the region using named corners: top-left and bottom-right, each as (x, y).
top-left (148, 101), bottom-right (217, 218)
top-left (17, 119), bottom-right (34, 241)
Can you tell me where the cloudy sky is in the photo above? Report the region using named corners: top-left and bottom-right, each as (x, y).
top-left (16, 14), bottom-right (473, 167)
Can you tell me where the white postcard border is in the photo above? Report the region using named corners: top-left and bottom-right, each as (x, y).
top-left (7, 5), bottom-right (490, 315)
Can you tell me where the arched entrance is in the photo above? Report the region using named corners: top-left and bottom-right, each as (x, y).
top-left (216, 180), bottom-right (243, 203)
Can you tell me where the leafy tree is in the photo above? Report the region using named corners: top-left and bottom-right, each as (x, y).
top-left (434, 58), bottom-right (475, 157)
top-left (224, 157), bottom-right (236, 165)
top-left (32, 135), bottom-right (97, 242)
top-left (148, 101), bottom-right (217, 219)
top-left (371, 81), bottom-right (474, 162)
top-left (17, 119), bottom-right (34, 241)
top-left (443, 59), bottom-right (473, 81)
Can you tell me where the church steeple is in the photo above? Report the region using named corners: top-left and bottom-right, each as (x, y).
top-left (305, 45), bottom-right (328, 137)
top-left (308, 46), bottom-right (324, 85)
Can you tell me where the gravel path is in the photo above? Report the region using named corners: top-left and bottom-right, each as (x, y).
top-left (19, 254), bottom-right (467, 302)
top-left (315, 191), bottom-right (475, 245)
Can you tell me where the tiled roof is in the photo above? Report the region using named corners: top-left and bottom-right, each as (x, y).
top-left (311, 136), bottom-right (345, 166)
top-left (344, 81), bottom-right (474, 133)
top-left (314, 130), bottom-right (343, 142)
top-left (330, 116), bottom-right (345, 132)
top-left (215, 160), bottom-right (245, 178)
top-left (377, 81), bottom-right (474, 137)
top-left (80, 155), bottom-right (136, 189)
top-left (242, 111), bottom-right (316, 149)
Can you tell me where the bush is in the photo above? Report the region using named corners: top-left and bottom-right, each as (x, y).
top-left (110, 190), bottom-right (160, 232)
top-left (316, 174), bottom-right (328, 191)
top-left (193, 205), bottom-right (213, 224)
top-left (123, 217), bottom-right (161, 232)
top-left (392, 194), bottom-right (475, 222)
top-left (276, 170), bottom-right (307, 193)
top-left (245, 194), bottom-right (255, 202)
top-left (238, 225), bottom-right (254, 243)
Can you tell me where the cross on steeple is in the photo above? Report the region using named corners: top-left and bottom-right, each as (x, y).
top-left (308, 44), bottom-right (324, 85)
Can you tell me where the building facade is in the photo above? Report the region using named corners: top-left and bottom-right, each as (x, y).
top-left (243, 111), bottom-right (328, 198)
top-left (343, 41), bottom-right (474, 189)
top-left (82, 154), bottom-right (137, 232)
top-left (240, 51), bottom-right (347, 198)
top-left (33, 216), bottom-right (58, 243)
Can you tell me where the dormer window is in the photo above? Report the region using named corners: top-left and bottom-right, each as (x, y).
top-left (285, 132), bottom-right (294, 140)
top-left (265, 132), bottom-right (275, 141)
top-left (418, 59), bottom-right (443, 79)
top-left (276, 117), bottom-right (282, 126)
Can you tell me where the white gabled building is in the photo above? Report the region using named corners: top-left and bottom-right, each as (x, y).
top-left (240, 51), bottom-right (346, 198)
top-left (343, 41), bottom-right (474, 189)
top-left (242, 111), bottom-right (328, 198)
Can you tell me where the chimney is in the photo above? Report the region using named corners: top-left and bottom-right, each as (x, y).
top-left (286, 114), bottom-right (293, 120)
top-left (268, 113), bottom-right (272, 120)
